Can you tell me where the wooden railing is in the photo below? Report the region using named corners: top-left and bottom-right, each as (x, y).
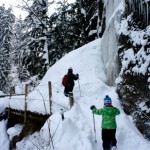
top-left (1, 81), bottom-right (74, 124)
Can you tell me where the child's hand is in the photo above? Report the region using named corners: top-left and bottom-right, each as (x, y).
top-left (90, 105), bottom-right (96, 110)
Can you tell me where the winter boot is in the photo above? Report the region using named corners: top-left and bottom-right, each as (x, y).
top-left (111, 146), bottom-right (117, 150)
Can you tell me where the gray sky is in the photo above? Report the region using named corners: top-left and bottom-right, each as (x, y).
top-left (0, 0), bottom-right (28, 18)
top-left (0, 0), bottom-right (76, 19)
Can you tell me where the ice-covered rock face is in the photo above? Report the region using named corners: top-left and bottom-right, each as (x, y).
top-left (104, 0), bottom-right (124, 28)
top-left (113, 0), bottom-right (150, 140)
top-left (101, 0), bottom-right (124, 86)
top-left (100, 0), bottom-right (150, 139)
top-left (100, 0), bottom-right (149, 86)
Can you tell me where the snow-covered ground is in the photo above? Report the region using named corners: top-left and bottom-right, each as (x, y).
top-left (0, 39), bottom-right (150, 150)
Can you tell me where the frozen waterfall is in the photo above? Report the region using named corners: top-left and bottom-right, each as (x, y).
top-left (101, 0), bottom-right (125, 86)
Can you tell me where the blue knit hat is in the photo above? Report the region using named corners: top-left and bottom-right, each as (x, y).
top-left (104, 95), bottom-right (112, 105)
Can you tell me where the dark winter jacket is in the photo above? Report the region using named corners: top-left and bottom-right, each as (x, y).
top-left (92, 106), bottom-right (120, 129)
top-left (67, 73), bottom-right (78, 87)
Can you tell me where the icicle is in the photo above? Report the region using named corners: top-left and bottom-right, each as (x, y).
top-left (146, 2), bottom-right (149, 26)
top-left (139, 0), bottom-right (141, 16)
top-left (140, 0), bottom-right (143, 14)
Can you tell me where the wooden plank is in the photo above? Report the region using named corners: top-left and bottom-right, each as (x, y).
top-left (6, 108), bottom-right (50, 122)
top-left (0, 94), bottom-right (25, 98)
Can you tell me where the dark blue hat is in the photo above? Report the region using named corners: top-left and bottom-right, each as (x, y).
top-left (104, 95), bottom-right (112, 105)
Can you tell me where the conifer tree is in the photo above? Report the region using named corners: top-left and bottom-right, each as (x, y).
top-left (20, 0), bottom-right (51, 79)
top-left (48, 0), bottom-right (82, 65)
top-left (12, 16), bottom-right (30, 82)
top-left (77, 0), bottom-right (105, 42)
top-left (0, 5), bottom-right (15, 92)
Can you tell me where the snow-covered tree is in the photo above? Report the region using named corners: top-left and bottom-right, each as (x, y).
top-left (77, 0), bottom-right (105, 43)
top-left (0, 5), bottom-right (15, 93)
top-left (11, 16), bottom-right (30, 83)
top-left (19, 0), bottom-right (51, 79)
top-left (46, 0), bottom-right (82, 65)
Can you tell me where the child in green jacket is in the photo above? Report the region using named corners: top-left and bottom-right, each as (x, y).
top-left (90, 95), bottom-right (120, 150)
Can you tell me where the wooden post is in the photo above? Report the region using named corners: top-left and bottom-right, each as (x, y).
top-left (69, 92), bottom-right (74, 108)
top-left (24, 84), bottom-right (28, 124)
top-left (60, 109), bottom-right (64, 120)
top-left (48, 81), bottom-right (52, 115)
top-left (12, 86), bottom-right (15, 94)
top-left (8, 87), bottom-right (12, 118)
top-left (48, 82), bottom-right (55, 149)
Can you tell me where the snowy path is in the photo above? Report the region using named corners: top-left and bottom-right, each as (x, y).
top-left (75, 89), bottom-right (150, 150)
top-left (40, 39), bottom-right (150, 150)
top-left (0, 39), bottom-right (150, 150)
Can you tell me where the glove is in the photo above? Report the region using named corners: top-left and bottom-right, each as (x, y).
top-left (90, 105), bottom-right (96, 110)
top-left (76, 74), bottom-right (79, 78)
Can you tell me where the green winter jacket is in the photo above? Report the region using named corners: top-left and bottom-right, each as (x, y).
top-left (92, 106), bottom-right (120, 129)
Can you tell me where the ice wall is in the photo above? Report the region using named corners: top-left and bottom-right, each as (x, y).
top-left (101, 0), bottom-right (125, 86)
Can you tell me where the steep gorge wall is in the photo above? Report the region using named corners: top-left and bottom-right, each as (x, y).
top-left (101, 0), bottom-right (150, 140)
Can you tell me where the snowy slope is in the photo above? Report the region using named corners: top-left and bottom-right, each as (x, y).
top-left (0, 39), bottom-right (150, 150)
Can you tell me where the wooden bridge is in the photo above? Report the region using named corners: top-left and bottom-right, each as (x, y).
top-left (0, 81), bottom-right (75, 149)
top-left (3, 107), bottom-right (50, 149)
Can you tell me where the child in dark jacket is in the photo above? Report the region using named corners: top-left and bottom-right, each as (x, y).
top-left (90, 95), bottom-right (120, 150)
